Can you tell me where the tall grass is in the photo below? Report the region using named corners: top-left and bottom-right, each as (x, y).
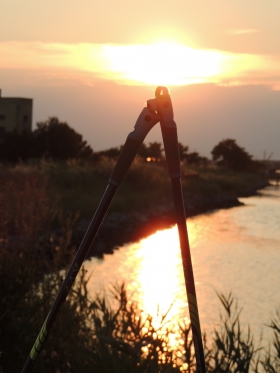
top-left (0, 159), bottom-right (266, 220)
top-left (182, 166), bottom-right (265, 199)
top-left (0, 162), bottom-right (272, 373)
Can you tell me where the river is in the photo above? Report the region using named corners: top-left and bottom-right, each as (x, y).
top-left (84, 184), bottom-right (280, 344)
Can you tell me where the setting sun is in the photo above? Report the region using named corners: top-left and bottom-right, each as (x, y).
top-left (0, 40), bottom-right (274, 88)
top-left (102, 42), bottom-right (226, 86)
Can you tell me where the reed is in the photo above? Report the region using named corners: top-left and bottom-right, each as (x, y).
top-left (0, 159), bottom-right (266, 219)
top-left (0, 162), bottom-right (272, 373)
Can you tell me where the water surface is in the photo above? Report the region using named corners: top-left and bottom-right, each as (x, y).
top-left (85, 185), bottom-right (280, 343)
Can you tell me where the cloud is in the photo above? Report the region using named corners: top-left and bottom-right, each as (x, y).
top-left (226, 29), bottom-right (260, 35)
top-left (1, 41), bottom-right (280, 89)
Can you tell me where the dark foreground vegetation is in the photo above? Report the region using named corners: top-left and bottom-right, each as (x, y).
top-left (0, 118), bottom-right (273, 372)
top-left (0, 157), bottom-right (268, 258)
top-left (1, 217), bottom-right (280, 372)
top-left (0, 159), bottom-right (272, 373)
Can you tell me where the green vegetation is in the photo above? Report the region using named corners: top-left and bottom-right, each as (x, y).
top-left (0, 158), bottom-right (266, 220)
top-left (182, 166), bottom-right (265, 199)
top-left (0, 118), bottom-right (266, 219)
top-left (0, 119), bottom-right (270, 372)
top-left (1, 217), bottom-right (280, 373)
top-left (0, 161), bottom-right (272, 373)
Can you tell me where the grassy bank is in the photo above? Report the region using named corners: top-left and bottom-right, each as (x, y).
top-left (0, 158), bottom-right (268, 258)
top-left (0, 163), bottom-right (276, 372)
top-left (0, 158), bottom-right (268, 219)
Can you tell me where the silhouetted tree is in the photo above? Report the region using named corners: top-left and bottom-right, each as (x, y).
top-left (137, 143), bottom-right (149, 159)
top-left (186, 151), bottom-right (202, 164)
top-left (178, 143), bottom-right (189, 161)
top-left (33, 117), bottom-right (94, 160)
top-left (177, 143), bottom-right (208, 165)
top-left (211, 139), bottom-right (255, 171)
top-left (93, 146), bottom-right (122, 160)
top-left (148, 142), bottom-right (163, 159)
top-left (138, 142), bottom-right (163, 160)
top-left (0, 117), bottom-right (94, 162)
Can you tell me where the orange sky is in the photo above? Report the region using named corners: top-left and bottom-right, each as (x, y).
top-left (1, 41), bottom-right (280, 88)
top-left (1, 0), bottom-right (280, 158)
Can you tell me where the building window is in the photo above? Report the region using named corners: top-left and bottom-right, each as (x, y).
top-left (0, 114), bottom-right (6, 120)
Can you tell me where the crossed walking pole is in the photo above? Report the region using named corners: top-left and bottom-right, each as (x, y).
top-left (21, 87), bottom-right (206, 373)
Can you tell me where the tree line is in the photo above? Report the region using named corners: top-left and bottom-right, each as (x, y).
top-left (0, 117), bottom-right (261, 171)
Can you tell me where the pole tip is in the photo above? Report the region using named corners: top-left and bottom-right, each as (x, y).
top-left (155, 86), bottom-right (170, 98)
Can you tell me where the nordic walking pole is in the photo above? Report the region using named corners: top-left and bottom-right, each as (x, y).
top-left (149, 87), bottom-right (206, 373)
top-left (21, 107), bottom-right (160, 373)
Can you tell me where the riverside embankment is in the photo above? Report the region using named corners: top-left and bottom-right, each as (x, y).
top-left (0, 159), bottom-right (269, 259)
top-left (73, 172), bottom-right (269, 258)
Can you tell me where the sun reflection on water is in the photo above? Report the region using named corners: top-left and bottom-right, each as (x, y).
top-left (86, 187), bottom-right (280, 346)
top-left (135, 228), bottom-right (182, 319)
top-left (87, 221), bottom-right (203, 328)
top-left (129, 220), bottom-right (205, 332)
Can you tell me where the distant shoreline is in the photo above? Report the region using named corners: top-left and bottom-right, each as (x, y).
top-left (0, 160), bottom-right (270, 264)
top-left (74, 178), bottom-right (269, 259)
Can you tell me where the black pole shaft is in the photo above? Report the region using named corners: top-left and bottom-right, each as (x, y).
top-left (170, 177), bottom-right (206, 373)
top-left (21, 183), bottom-right (118, 373)
top-left (21, 111), bottom-right (159, 372)
top-left (160, 124), bottom-right (206, 373)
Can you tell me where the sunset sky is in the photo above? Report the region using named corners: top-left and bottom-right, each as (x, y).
top-left (1, 0), bottom-right (280, 159)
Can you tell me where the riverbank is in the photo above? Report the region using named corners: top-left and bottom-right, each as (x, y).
top-left (1, 172), bottom-right (278, 373)
top-left (0, 159), bottom-right (269, 259)
top-left (73, 173), bottom-right (269, 258)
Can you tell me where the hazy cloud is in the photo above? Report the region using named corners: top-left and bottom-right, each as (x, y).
top-left (1, 41), bottom-right (280, 89)
top-left (226, 29), bottom-right (260, 35)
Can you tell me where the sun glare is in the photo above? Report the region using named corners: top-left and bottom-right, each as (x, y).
top-left (0, 40), bottom-right (274, 87)
top-left (101, 42), bottom-right (225, 86)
